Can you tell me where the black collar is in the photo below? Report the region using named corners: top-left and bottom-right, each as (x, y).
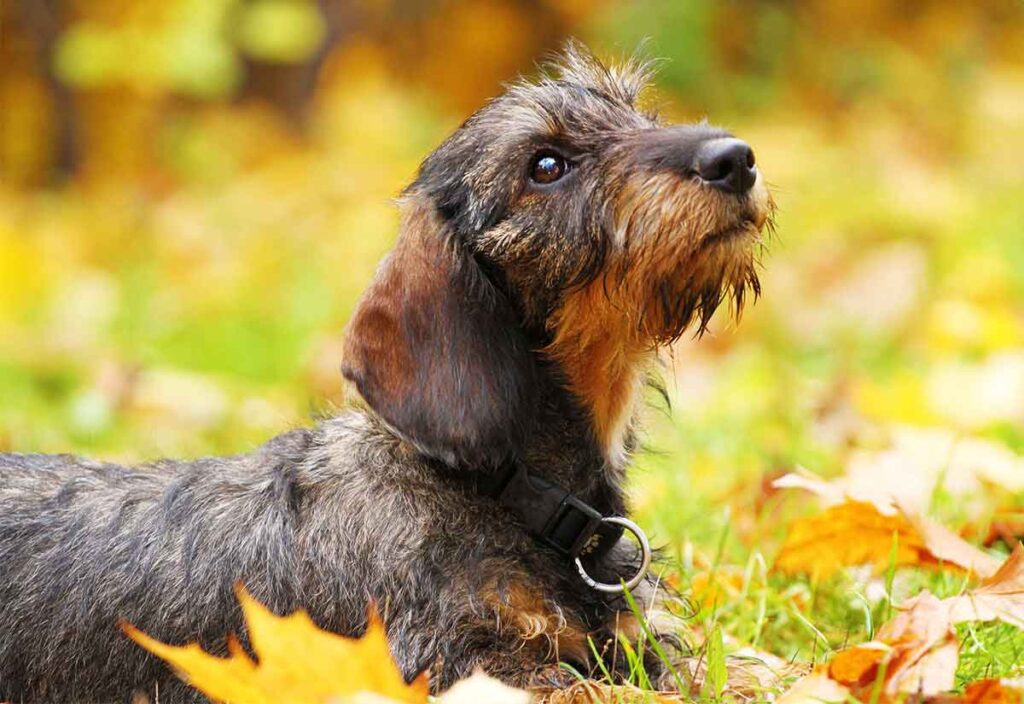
top-left (472, 462), bottom-right (625, 562)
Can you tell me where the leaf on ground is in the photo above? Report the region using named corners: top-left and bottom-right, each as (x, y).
top-left (439, 671), bottom-right (530, 704)
top-left (909, 510), bottom-right (1003, 578)
top-left (776, 670), bottom-right (852, 704)
top-left (778, 592), bottom-right (958, 702)
top-left (774, 491), bottom-right (1000, 578)
top-left (775, 499), bottom-right (926, 577)
top-left (922, 680), bottom-right (1024, 704)
top-left (123, 586), bottom-right (429, 704)
top-left (776, 430), bottom-right (1024, 516)
top-left (778, 548), bottom-right (1024, 703)
top-left (945, 542), bottom-right (1024, 628)
top-left (958, 680), bottom-right (1024, 704)
top-left (871, 592), bottom-right (960, 697)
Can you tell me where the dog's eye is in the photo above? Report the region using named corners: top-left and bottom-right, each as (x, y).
top-left (529, 152), bottom-right (568, 184)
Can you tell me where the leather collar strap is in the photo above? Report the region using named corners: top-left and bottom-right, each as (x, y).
top-left (474, 463), bottom-right (625, 561)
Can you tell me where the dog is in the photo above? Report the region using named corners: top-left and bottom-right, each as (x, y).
top-left (0, 42), bottom-right (772, 702)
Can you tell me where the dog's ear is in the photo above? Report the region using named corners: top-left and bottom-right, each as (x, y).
top-left (342, 197), bottom-right (538, 468)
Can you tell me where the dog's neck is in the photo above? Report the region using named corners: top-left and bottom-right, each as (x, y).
top-left (542, 281), bottom-right (657, 473)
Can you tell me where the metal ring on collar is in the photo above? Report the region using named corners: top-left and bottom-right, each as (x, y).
top-left (574, 516), bottom-right (652, 594)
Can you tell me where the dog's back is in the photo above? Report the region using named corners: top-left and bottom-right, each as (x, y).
top-left (0, 428), bottom-right (321, 701)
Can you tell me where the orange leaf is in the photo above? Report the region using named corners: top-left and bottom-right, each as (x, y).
top-left (775, 499), bottom-right (999, 578)
top-left (828, 643), bottom-right (888, 687)
top-left (961, 680), bottom-right (1024, 704)
top-left (123, 586), bottom-right (429, 704)
top-left (781, 592), bottom-right (959, 703)
top-left (774, 500), bottom-right (928, 577)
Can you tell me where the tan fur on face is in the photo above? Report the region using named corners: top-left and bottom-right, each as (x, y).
top-left (546, 172), bottom-right (773, 463)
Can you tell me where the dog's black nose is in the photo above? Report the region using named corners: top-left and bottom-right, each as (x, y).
top-left (695, 138), bottom-right (757, 195)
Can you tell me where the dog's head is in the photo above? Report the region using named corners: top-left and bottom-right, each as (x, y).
top-left (343, 42), bottom-right (774, 468)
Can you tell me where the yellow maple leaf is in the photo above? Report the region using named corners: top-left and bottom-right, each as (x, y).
top-left (123, 587), bottom-right (429, 704)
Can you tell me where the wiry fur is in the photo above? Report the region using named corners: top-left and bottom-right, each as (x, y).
top-left (0, 42), bottom-right (772, 703)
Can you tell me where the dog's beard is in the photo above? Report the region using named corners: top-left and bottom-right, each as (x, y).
top-left (613, 182), bottom-right (770, 345)
top-left (649, 234), bottom-right (761, 342)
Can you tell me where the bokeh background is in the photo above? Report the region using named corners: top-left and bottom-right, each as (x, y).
top-left (3, 0), bottom-right (1024, 669)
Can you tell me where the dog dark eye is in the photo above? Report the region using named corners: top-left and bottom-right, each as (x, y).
top-left (529, 152), bottom-right (568, 184)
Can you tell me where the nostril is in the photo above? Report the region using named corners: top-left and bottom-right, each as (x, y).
top-left (695, 138), bottom-right (757, 195)
top-left (702, 156), bottom-right (734, 182)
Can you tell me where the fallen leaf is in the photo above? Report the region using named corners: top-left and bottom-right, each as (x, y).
top-left (872, 592), bottom-right (959, 697)
top-left (827, 642), bottom-right (888, 687)
top-left (909, 510), bottom-right (1003, 578)
top-left (689, 567), bottom-right (745, 610)
top-left (776, 670), bottom-right (851, 704)
top-left (927, 680), bottom-right (1024, 704)
top-left (778, 548), bottom-right (1024, 703)
top-left (439, 671), bottom-right (530, 704)
top-left (777, 430), bottom-right (1024, 516)
top-left (775, 492), bottom-right (1000, 578)
top-left (961, 680), bottom-right (1024, 704)
top-left (779, 592), bottom-right (958, 703)
top-left (946, 543), bottom-right (1024, 628)
top-left (124, 586), bottom-right (429, 704)
top-left (775, 500), bottom-right (930, 578)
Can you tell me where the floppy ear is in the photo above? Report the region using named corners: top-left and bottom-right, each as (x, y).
top-left (342, 197), bottom-right (538, 468)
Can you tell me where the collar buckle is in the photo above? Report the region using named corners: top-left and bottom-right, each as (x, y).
top-left (476, 462), bottom-right (652, 594)
top-left (540, 493), bottom-right (603, 557)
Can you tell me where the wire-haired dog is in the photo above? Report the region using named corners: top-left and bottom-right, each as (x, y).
top-left (0, 42), bottom-right (772, 702)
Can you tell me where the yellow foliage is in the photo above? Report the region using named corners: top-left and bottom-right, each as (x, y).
top-left (851, 373), bottom-right (937, 426)
top-left (124, 587), bottom-right (429, 704)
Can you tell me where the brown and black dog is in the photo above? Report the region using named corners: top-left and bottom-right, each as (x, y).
top-left (0, 42), bottom-right (772, 702)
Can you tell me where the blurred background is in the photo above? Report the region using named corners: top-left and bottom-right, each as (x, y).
top-left (2, 0), bottom-right (1024, 597)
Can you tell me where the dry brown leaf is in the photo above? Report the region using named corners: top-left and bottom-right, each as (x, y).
top-left (946, 543), bottom-right (1024, 628)
top-left (776, 432), bottom-right (1024, 518)
top-left (779, 592), bottom-right (957, 702)
top-left (124, 587), bottom-right (429, 704)
top-left (873, 592), bottom-right (960, 697)
top-left (779, 548), bottom-right (1024, 703)
top-left (775, 500), bottom-right (932, 577)
top-left (960, 680), bottom-right (1024, 704)
top-left (775, 496), bottom-right (999, 578)
top-left (910, 510), bottom-right (1003, 578)
top-left (775, 670), bottom-right (851, 704)
top-left (958, 679), bottom-right (1024, 699)
top-left (928, 680), bottom-right (1024, 704)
